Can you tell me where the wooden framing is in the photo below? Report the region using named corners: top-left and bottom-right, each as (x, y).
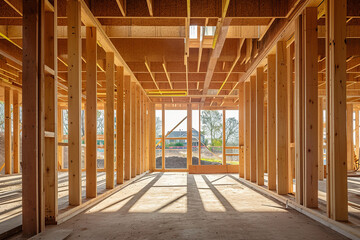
top-left (355, 109), bottom-right (359, 160)
top-left (136, 85), bottom-right (141, 175)
top-left (131, 82), bottom-right (137, 177)
top-left (67, 0), bottom-right (82, 206)
top-left (276, 41), bottom-right (288, 195)
top-left (161, 104), bottom-right (165, 169)
top-left (295, 15), bottom-right (304, 204)
top-left (318, 98), bottom-right (324, 180)
top-left (346, 104), bottom-right (354, 171)
top-left (4, 87), bottom-right (11, 174)
top-left (267, 55), bottom-right (276, 190)
top-left (149, 103), bottom-right (155, 171)
top-left (250, 76), bottom-right (256, 183)
top-left (238, 83), bottom-right (244, 178)
top-left (326, 0), bottom-right (348, 221)
top-left (85, 26), bottom-right (97, 197)
top-left (187, 103), bottom-right (192, 168)
top-left (44, 0), bottom-right (58, 224)
top-left (244, 82), bottom-right (250, 180)
top-left (116, 66), bottom-right (124, 184)
top-left (256, 67), bottom-right (264, 186)
top-left (124, 75), bottom-right (131, 180)
top-left (303, 7), bottom-right (318, 208)
top-left (13, 90), bottom-right (20, 173)
top-left (222, 109), bottom-right (226, 165)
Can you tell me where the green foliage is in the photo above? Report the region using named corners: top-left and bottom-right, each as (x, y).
top-left (211, 138), bottom-right (222, 146)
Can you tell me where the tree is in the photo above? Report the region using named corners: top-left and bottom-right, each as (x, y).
top-left (156, 116), bottom-right (162, 137)
top-left (201, 110), bottom-right (222, 145)
top-left (225, 117), bottom-right (239, 145)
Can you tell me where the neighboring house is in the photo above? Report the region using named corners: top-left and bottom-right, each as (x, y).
top-left (164, 128), bottom-right (205, 146)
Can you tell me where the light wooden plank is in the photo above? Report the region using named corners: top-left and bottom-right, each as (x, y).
top-left (276, 41), bottom-right (288, 195)
top-left (67, 0), bottom-right (82, 206)
top-left (136, 85), bottom-right (141, 175)
top-left (131, 82), bottom-right (137, 177)
top-left (295, 15), bottom-right (304, 204)
top-left (124, 75), bottom-right (131, 180)
top-left (355, 110), bottom-right (359, 161)
top-left (44, 2), bottom-right (58, 224)
top-left (222, 109), bottom-right (226, 165)
top-left (57, 108), bottom-right (63, 169)
top-left (264, 104), bottom-right (267, 174)
top-left (244, 82), bottom-right (251, 180)
top-left (161, 104), bottom-right (165, 169)
top-left (318, 98), bottom-right (324, 180)
top-left (105, 52), bottom-right (115, 189)
top-left (256, 67), bottom-right (264, 186)
top-left (187, 104), bottom-right (192, 168)
top-left (149, 103), bottom-right (155, 171)
top-left (267, 54), bottom-right (276, 190)
top-left (85, 26), bottom-right (97, 197)
top-left (326, 0), bottom-right (348, 221)
top-left (346, 104), bottom-right (353, 171)
top-left (4, 87), bottom-right (11, 174)
top-left (250, 76), bottom-right (256, 183)
top-left (238, 83), bottom-right (244, 178)
top-left (13, 90), bottom-right (19, 173)
top-left (116, 66), bottom-right (124, 184)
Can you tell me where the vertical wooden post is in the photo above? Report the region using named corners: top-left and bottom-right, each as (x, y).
top-left (287, 44), bottom-right (295, 193)
top-left (303, 7), bottom-right (318, 208)
top-left (264, 103), bottom-right (268, 174)
top-left (256, 67), bottom-right (264, 185)
top-left (143, 95), bottom-right (147, 173)
top-left (199, 105), bottom-right (201, 165)
top-left (124, 76), bottom-right (131, 180)
top-left (145, 100), bottom-right (150, 171)
top-left (105, 52), bottom-right (115, 188)
top-left (13, 91), bottom-right (20, 173)
top-left (131, 82), bottom-right (137, 177)
top-left (4, 87), bottom-right (11, 174)
top-left (187, 104), bottom-right (192, 167)
top-left (57, 108), bottom-right (63, 169)
top-left (136, 86), bottom-right (141, 175)
top-left (44, 0), bottom-right (58, 223)
top-left (295, 15), bottom-right (305, 204)
top-left (276, 41), bottom-right (288, 195)
top-left (355, 110), bottom-right (359, 159)
top-left (238, 83), bottom-right (245, 178)
top-left (318, 98), bottom-right (324, 180)
top-left (161, 104), bottom-right (165, 169)
top-left (346, 104), bottom-right (354, 171)
top-left (222, 109), bottom-right (226, 165)
top-left (326, 0), bottom-right (348, 221)
top-left (267, 55), bottom-right (276, 190)
top-left (67, 0), bottom-right (82, 206)
top-left (116, 66), bottom-right (124, 184)
top-left (22, 0), bottom-right (45, 235)
top-left (244, 82), bottom-right (251, 180)
top-left (149, 103), bottom-right (155, 171)
top-left (250, 76), bottom-right (257, 182)
top-left (85, 26), bottom-right (97, 197)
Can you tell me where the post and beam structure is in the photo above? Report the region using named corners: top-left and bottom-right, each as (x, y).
top-left (131, 82), bottom-right (137, 176)
top-left (116, 66), bottom-right (124, 184)
top-left (4, 87), bottom-right (11, 174)
top-left (13, 91), bottom-right (20, 174)
top-left (250, 76), bottom-right (256, 183)
top-left (244, 82), bottom-right (250, 180)
top-left (124, 75), bottom-right (131, 180)
top-left (187, 104), bottom-right (192, 168)
top-left (238, 83), bottom-right (244, 178)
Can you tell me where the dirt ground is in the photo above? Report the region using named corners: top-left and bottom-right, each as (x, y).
top-left (156, 156), bottom-right (221, 169)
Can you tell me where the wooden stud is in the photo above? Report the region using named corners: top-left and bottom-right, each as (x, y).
top-left (145, 100), bottom-right (150, 171)
top-left (244, 82), bottom-right (251, 180)
top-left (131, 82), bottom-right (137, 177)
top-left (295, 15), bottom-right (304, 204)
top-left (238, 83), bottom-right (245, 178)
top-left (124, 75), bottom-right (131, 180)
top-left (85, 26), bottom-right (97, 197)
top-left (250, 76), bottom-right (256, 183)
top-left (318, 98), bottom-right (324, 180)
top-left (44, 1), bottom-right (58, 223)
top-left (161, 104), bottom-right (165, 169)
top-left (304, 7), bottom-right (318, 208)
top-left (149, 103), bottom-right (155, 171)
top-left (264, 104), bottom-right (267, 174)
top-left (67, 0), bottom-right (82, 206)
top-left (57, 108), bottom-right (63, 169)
top-left (222, 109), bottom-right (226, 165)
top-left (267, 55), bottom-right (276, 190)
top-left (346, 104), bottom-right (354, 171)
top-left (355, 110), bottom-right (359, 160)
top-left (256, 67), bottom-right (264, 186)
top-left (276, 41), bottom-right (288, 195)
top-left (187, 104), bottom-right (192, 168)
top-left (326, 0), bottom-right (348, 221)
top-left (136, 85), bottom-right (141, 175)
top-left (116, 66), bottom-right (124, 184)
top-left (4, 87), bottom-right (11, 174)
top-left (13, 90), bottom-right (20, 173)
top-left (287, 44), bottom-right (295, 193)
